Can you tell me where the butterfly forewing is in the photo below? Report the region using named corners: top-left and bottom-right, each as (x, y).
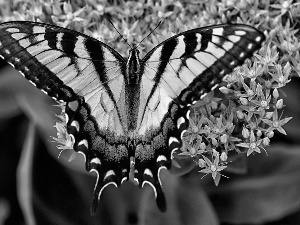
top-left (0, 21), bottom-right (265, 214)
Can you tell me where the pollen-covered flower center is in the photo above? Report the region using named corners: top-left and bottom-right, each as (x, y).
top-left (261, 100), bottom-right (268, 107)
top-left (210, 164), bottom-right (217, 172)
top-left (250, 142), bottom-right (257, 149)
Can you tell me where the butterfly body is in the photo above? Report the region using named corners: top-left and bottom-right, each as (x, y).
top-left (0, 21), bottom-right (265, 214)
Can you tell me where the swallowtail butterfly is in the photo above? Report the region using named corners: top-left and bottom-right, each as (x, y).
top-left (0, 21), bottom-right (265, 214)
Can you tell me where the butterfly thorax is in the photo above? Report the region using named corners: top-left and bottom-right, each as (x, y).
top-left (125, 47), bottom-right (142, 131)
top-left (126, 48), bottom-right (141, 84)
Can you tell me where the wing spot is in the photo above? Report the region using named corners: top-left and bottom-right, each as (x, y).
top-left (211, 84), bottom-right (219, 91)
top-left (6, 28), bottom-right (20, 33)
top-left (200, 93), bottom-right (207, 99)
top-left (4, 49), bottom-right (10, 55)
top-left (8, 61), bottom-right (15, 68)
top-left (234, 30), bottom-right (246, 36)
top-left (177, 117), bottom-right (185, 129)
top-left (78, 151), bottom-right (86, 162)
top-left (0, 54), bottom-right (3, 59)
top-left (14, 57), bottom-right (20, 63)
top-left (157, 155), bottom-right (167, 162)
top-left (121, 177), bottom-right (127, 184)
top-left (19, 71), bottom-right (25, 77)
top-left (220, 70), bottom-right (225, 76)
top-left (0, 41), bottom-right (2, 46)
top-left (144, 168), bottom-right (153, 177)
top-left (65, 114), bottom-right (69, 124)
top-left (33, 26), bottom-right (46, 33)
top-left (230, 61), bottom-right (235, 66)
top-left (195, 33), bottom-right (202, 51)
top-left (71, 121), bottom-right (80, 132)
top-left (91, 157), bottom-right (101, 165)
top-left (247, 43), bottom-right (253, 49)
top-left (29, 80), bottom-right (37, 87)
top-left (239, 52), bottom-right (245, 58)
top-left (104, 170), bottom-right (115, 180)
top-left (41, 89), bottom-right (48, 95)
top-left (212, 28), bottom-right (224, 36)
top-left (78, 139), bottom-right (88, 149)
top-left (56, 33), bottom-right (64, 50)
top-left (169, 137), bottom-right (179, 146)
top-left (180, 130), bottom-right (187, 140)
top-left (255, 36), bottom-right (262, 42)
top-left (186, 110), bottom-right (190, 119)
top-left (24, 66), bottom-right (29, 72)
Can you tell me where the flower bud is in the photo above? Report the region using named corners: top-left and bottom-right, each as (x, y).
top-left (219, 86), bottom-right (231, 94)
top-left (240, 97), bottom-right (248, 105)
top-left (265, 112), bottom-right (273, 119)
top-left (220, 152), bottom-right (228, 161)
top-left (267, 131), bottom-right (274, 138)
top-left (220, 103), bottom-right (226, 110)
top-left (273, 88), bottom-right (279, 99)
top-left (276, 99), bottom-right (283, 109)
top-left (212, 138), bottom-right (218, 146)
top-left (242, 127), bottom-right (250, 138)
top-left (220, 134), bottom-right (228, 144)
top-left (212, 149), bottom-right (219, 157)
top-left (211, 101), bottom-right (218, 110)
top-left (200, 142), bottom-right (206, 150)
top-left (198, 159), bottom-right (206, 168)
top-left (257, 129), bottom-right (262, 137)
top-left (263, 137), bottom-right (270, 146)
top-left (236, 110), bottom-right (244, 119)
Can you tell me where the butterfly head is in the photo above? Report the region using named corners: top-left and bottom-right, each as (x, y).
top-left (127, 47), bottom-right (141, 84)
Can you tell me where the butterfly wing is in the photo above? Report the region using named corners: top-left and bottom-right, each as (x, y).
top-left (136, 24), bottom-right (265, 210)
top-left (0, 21), bottom-right (130, 214)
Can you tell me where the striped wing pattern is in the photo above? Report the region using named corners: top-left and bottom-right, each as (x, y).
top-left (134, 24), bottom-right (265, 210)
top-left (0, 21), bottom-right (265, 214)
top-left (0, 22), bottom-right (131, 213)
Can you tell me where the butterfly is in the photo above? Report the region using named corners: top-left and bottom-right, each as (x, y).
top-left (0, 21), bottom-right (265, 214)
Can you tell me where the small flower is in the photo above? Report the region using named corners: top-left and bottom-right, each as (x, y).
top-left (267, 131), bottom-right (275, 138)
top-left (270, 63), bottom-right (291, 88)
top-left (198, 154), bottom-right (227, 186)
top-left (211, 101), bottom-right (218, 110)
top-left (240, 97), bottom-right (248, 105)
top-left (179, 140), bottom-right (205, 157)
top-left (237, 130), bottom-right (265, 156)
top-left (220, 152), bottom-right (228, 161)
top-left (220, 134), bottom-right (228, 144)
top-left (273, 88), bottom-right (279, 99)
top-left (262, 109), bottom-right (292, 135)
top-left (52, 122), bottom-right (74, 156)
top-left (257, 129), bottom-right (262, 137)
top-left (198, 159), bottom-right (206, 168)
top-left (236, 110), bottom-right (244, 119)
top-left (263, 137), bottom-right (270, 146)
top-left (276, 99), bottom-right (284, 109)
top-left (219, 86), bottom-right (232, 94)
top-left (242, 127), bottom-right (250, 138)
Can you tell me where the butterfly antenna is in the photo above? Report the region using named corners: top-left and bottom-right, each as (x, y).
top-left (134, 20), bottom-right (163, 49)
top-left (108, 19), bottom-right (131, 48)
